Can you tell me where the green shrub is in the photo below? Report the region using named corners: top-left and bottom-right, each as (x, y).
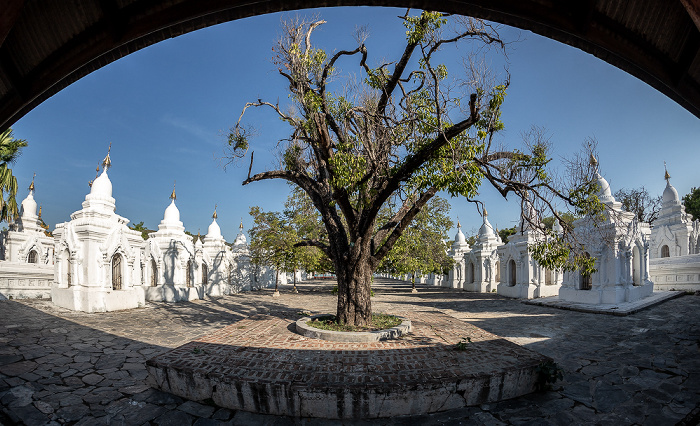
top-left (455, 337), bottom-right (472, 350)
top-left (535, 360), bottom-right (564, 391)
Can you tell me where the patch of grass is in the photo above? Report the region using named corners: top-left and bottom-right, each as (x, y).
top-left (191, 346), bottom-right (209, 355)
top-left (455, 337), bottom-right (472, 350)
top-left (308, 313), bottom-right (402, 332)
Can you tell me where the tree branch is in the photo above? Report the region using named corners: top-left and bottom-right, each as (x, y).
top-left (371, 187), bottom-right (438, 267)
top-left (294, 239), bottom-right (331, 257)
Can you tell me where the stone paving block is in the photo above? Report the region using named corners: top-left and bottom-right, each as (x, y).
top-left (192, 418), bottom-right (225, 426)
top-left (0, 360), bottom-right (37, 377)
top-left (82, 373), bottom-right (104, 385)
top-left (118, 383), bottom-right (150, 395)
top-left (178, 400), bottom-right (217, 418)
top-left (154, 409), bottom-right (195, 426)
top-left (55, 404), bottom-right (91, 423)
top-left (9, 403), bottom-right (50, 425)
top-left (121, 402), bottom-right (169, 424)
top-left (73, 415), bottom-right (112, 426)
top-left (0, 355), bottom-right (23, 365)
top-left (211, 408), bottom-right (233, 421)
top-left (33, 400), bottom-right (53, 414)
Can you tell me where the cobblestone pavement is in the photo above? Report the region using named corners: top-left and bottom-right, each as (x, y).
top-left (1, 278), bottom-right (699, 425)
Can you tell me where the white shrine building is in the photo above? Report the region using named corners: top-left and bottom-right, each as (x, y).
top-left (559, 156), bottom-right (653, 304)
top-left (649, 168), bottom-right (700, 290)
top-left (497, 201), bottom-right (560, 299)
top-left (229, 220), bottom-right (256, 292)
top-left (144, 186), bottom-right (200, 302)
top-left (51, 149), bottom-right (147, 312)
top-left (464, 211), bottom-right (501, 293)
top-left (650, 168), bottom-right (700, 258)
top-left (444, 222), bottom-right (470, 289)
top-left (0, 177), bottom-right (55, 299)
top-left (202, 207), bottom-right (231, 296)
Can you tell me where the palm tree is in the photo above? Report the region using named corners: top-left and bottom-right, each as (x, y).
top-left (0, 128), bottom-right (28, 222)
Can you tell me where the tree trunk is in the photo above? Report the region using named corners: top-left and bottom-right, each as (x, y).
top-left (335, 256), bottom-right (373, 326)
top-left (274, 268), bottom-right (279, 292)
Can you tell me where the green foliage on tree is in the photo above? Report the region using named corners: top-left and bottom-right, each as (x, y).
top-left (226, 12), bottom-right (603, 326)
top-left (128, 221), bottom-right (154, 240)
top-left (498, 226), bottom-right (517, 244)
top-left (683, 187), bottom-right (700, 221)
top-left (249, 193), bottom-right (332, 292)
top-left (283, 187), bottom-right (333, 276)
top-left (183, 230), bottom-right (204, 245)
top-left (378, 196), bottom-right (454, 289)
top-left (248, 207), bottom-right (292, 292)
top-left (0, 128), bottom-right (28, 223)
top-left (541, 212), bottom-right (577, 231)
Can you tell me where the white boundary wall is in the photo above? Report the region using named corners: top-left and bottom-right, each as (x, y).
top-left (650, 254), bottom-right (700, 291)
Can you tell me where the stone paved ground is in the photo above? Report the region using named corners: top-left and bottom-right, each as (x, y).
top-left (1, 278), bottom-right (699, 425)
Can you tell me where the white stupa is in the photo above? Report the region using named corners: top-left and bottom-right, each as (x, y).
top-left (202, 206), bottom-right (231, 296)
top-left (0, 175), bottom-right (55, 299)
top-left (497, 198), bottom-right (554, 299)
top-left (650, 166), bottom-right (699, 259)
top-left (144, 184), bottom-right (199, 302)
top-left (559, 155), bottom-right (653, 305)
top-left (52, 145), bottom-right (146, 312)
top-left (464, 210), bottom-right (503, 293)
top-left (444, 220), bottom-right (471, 289)
top-left (2, 175), bottom-right (54, 263)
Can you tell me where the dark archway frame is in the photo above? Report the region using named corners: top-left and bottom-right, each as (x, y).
top-left (1, 0), bottom-right (699, 133)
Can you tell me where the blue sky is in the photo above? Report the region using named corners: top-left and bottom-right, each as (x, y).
top-left (9, 7), bottom-right (700, 242)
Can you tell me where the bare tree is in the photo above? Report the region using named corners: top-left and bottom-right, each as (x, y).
top-left (614, 187), bottom-right (662, 225)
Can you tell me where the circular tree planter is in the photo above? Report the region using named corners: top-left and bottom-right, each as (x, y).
top-left (295, 314), bottom-right (411, 342)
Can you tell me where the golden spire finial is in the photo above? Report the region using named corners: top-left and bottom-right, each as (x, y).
top-left (38, 205), bottom-right (42, 218)
top-left (212, 204), bottom-right (218, 219)
top-left (239, 218), bottom-right (243, 231)
top-left (102, 143), bottom-right (112, 170)
top-left (457, 217), bottom-right (461, 228)
top-left (664, 161), bottom-right (670, 181)
top-left (484, 209), bottom-right (488, 217)
top-left (170, 181), bottom-right (176, 201)
top-left (28, 173), bottom-right (35, 191)
top-left (589, 153), bottom-right (598, 167)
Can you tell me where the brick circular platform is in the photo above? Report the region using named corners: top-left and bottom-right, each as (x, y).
top-left (146, 310), bottom-right (549, 419)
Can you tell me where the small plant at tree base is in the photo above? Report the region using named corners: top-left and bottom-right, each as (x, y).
top-left (331, 285), bottom-right (338, 295)
top-left (455, 337), bottom-right (472, 350)
top-left (298, 310), bottom-right (312, 317)
top-left (191, 346), bottom-right (208, 355)
top-left (535, 360), bottom-right (564, 391)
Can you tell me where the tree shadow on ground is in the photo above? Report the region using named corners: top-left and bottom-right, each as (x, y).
top-left (0, 300), bottom-right (189, 425)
